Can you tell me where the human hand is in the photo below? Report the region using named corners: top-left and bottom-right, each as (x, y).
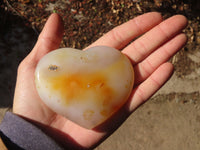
top-left (13, 12), bottom-right (187, 149)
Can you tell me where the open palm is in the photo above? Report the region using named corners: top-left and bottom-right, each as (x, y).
top-left (13, 12), bottom-right (187, 149)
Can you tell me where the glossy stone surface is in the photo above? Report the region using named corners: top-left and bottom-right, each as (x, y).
top-left (35, 46), bottom-right (134, 129)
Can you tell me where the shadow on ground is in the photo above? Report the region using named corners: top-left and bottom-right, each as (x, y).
top-left (0, 8), bottom-right (37, 107)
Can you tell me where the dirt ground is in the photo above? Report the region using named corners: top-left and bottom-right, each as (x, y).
top-left (0, 0), bottom-right (200, 149)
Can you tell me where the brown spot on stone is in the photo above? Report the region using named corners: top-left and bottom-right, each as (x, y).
top-left (48, 65), bottom-right (59, 71)
top-left (83, 110), bottom-right (94, 120)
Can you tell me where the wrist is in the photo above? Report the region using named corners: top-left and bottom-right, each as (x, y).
top-left (0, 112), bottom-right (64, 150)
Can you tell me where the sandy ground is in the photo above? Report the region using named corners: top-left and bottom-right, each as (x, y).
top-left (95, 74), bottom-right (200, 150)
top-left (0, 2), bottom-right (200, 149)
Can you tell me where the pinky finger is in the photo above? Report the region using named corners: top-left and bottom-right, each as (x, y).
top-left (128, 62), bottom-right (174, 112)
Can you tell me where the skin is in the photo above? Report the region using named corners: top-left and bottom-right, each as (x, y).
top-left (13, 12), bottom-right (187, 149)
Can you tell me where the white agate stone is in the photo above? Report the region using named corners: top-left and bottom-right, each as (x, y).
top-left (35, 46), bottom-right (134, 129)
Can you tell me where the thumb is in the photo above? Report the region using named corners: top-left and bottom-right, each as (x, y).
top-left (24, 13), bottom-right (64, 66)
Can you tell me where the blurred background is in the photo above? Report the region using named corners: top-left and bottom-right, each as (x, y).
top-left (0, 0), bottom-right (200, 149)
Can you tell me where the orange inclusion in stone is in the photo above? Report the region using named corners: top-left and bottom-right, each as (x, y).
top-left (47, 73), bottom-right (114, 106)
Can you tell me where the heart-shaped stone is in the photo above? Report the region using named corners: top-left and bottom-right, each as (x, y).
top-left (35, 46), bottom-right (134, 129)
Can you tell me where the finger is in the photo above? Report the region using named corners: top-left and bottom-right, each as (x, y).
top-left (86, 12), bottom-right (162, 50)
top-left (134, 33), bottom-right (187, 85)
top-left (26, 13), bottom-right (64, 64)
top-left (122, 15), bottom-right (188, 64)
top-left (128, 62), bottom-right (174, 112)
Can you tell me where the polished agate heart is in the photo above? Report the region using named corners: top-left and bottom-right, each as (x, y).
top-left (35, 46), bottom-right (134, 129)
